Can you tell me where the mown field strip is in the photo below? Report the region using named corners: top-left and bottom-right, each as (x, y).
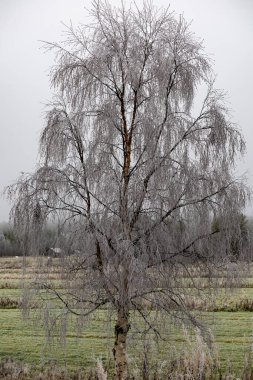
top-left (0, 257), bottom-right (253, 375)
top-left (0, 308), bottom-right (253, 373)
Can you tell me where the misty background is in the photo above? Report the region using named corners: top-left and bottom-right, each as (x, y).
top-left (0, 0), bottom-right (253, 222)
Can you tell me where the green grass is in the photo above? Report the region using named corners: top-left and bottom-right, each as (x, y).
top-left (0, 307), bottom-right (252, 374)
top-left (0, 308), bottom-right (113, 369)
top-left (0, 289), bottom-right (21, 297)
top-left (0, 257), bottom-right (253, 375)
top-left (205, 312), bottom-right (253, 371)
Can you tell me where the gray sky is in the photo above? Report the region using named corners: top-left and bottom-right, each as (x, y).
top-left (0, 0), bottom-right (253, 221)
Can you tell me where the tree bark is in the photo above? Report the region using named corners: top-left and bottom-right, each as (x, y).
top-left (113, 308), bottom-right (130, 380)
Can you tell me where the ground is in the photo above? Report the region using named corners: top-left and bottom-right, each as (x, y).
top-left (0, 257), bottom-right (253, 377)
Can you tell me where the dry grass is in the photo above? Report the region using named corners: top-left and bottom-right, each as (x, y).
top-left (0, 282), bottom-right (19, 289)
top-left (130, 329), bottom-right (253, 379)
top-left (0, 358), bottom-right (107, 380)
top-left (0, 297), bottom-right (20, 309)
top-left (139, 295), bottom-right (253, 313)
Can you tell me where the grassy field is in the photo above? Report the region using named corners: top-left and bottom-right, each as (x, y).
top-left (0, 257), bottom-right (253, 377)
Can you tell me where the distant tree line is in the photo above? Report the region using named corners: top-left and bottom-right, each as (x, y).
top-left (211, 213), bottom-right (253, 261)
top-left (0, 215), bottom-right (252, 258)
top-left (0, 222), bottom-right (57, 257)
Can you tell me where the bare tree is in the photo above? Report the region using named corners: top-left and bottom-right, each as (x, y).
top-left (7, 1), bottom-right (248, 379)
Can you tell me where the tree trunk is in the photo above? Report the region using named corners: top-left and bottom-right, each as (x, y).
top-left (113, 309), bottom-right (130, 380)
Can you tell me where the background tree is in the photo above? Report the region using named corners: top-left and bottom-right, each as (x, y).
top-left (8, 1), bottom-right (248, 378)
top-left (0, 222), bottom-right (22, 257)
top-left (212, 213), bottom-right (251, 261)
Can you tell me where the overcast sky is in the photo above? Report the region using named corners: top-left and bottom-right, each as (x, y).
top-left (0, 0), bottom-right (253, 222)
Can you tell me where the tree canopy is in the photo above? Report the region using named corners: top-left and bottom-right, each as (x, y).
top-left (8, 2), bottom-right (248, 379)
